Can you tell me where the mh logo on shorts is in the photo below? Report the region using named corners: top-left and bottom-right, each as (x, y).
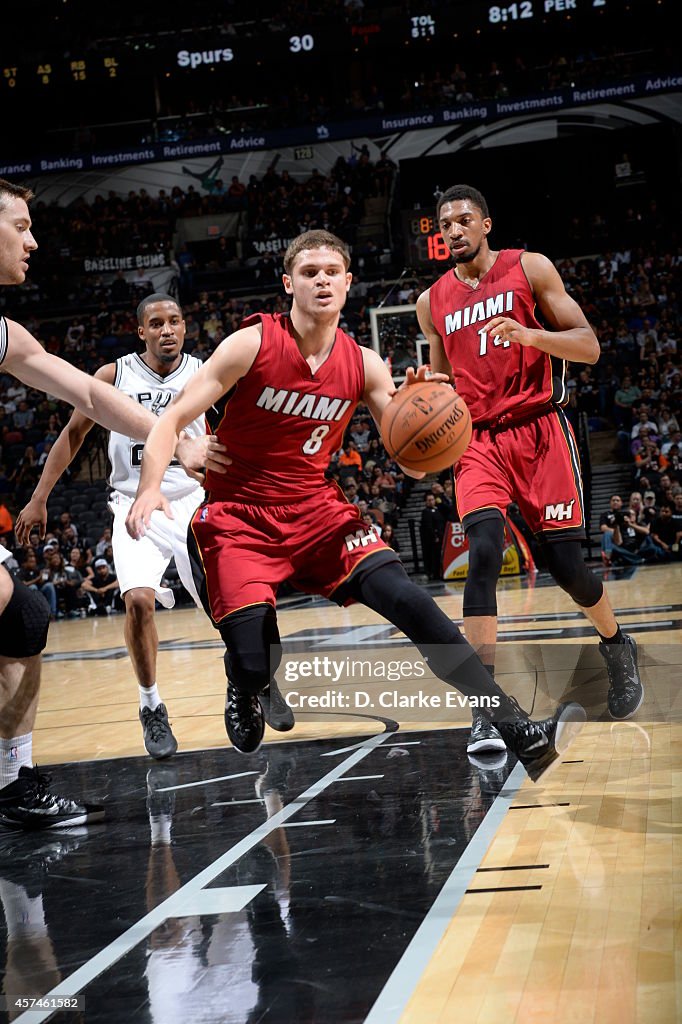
top-left (344, 527), bottom-right (379, 552)
top-left (544, 499), bottom-right (575, 522)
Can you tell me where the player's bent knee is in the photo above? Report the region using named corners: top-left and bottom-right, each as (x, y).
top-left (124, 589), bottom-right (156, 618)
top-left (0, 580), bottom-right (50, 658)
top-left (542, 540), bottom-right (603, 607)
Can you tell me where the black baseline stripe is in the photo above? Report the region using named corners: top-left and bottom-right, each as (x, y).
top-left (465, 885), bottom-right (543, 894)
top-left (476, 864), bottom-right (550, 872)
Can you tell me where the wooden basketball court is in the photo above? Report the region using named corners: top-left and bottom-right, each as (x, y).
top-left (6, 563), bottom-right (681, 1023)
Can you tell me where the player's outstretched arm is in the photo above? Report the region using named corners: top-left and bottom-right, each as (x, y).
top-left (416, 289), bottom-right (455, 380)
top-left (126, 326), bottom-right (261, 538)
top-left (485, 253), bottom-right (600, 364)
top-left (3, 321), bottom-right (159, 438)
top-left (14, 364), bottom-right (114, 544)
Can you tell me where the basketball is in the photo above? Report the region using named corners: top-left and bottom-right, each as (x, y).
top-left (380, 381), bottom-right (472, 473)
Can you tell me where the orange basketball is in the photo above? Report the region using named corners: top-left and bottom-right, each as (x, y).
top-left (381, 382), bottom-right (472, 473)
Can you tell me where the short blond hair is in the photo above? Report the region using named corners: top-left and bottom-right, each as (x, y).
top-left (283, 230), bottom-right (351, 275)
top-left (0, 178), bottom-right (34, 212)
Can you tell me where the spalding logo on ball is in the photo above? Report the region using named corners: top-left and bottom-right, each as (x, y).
top-left (381, 381), bottom-right (472, 473)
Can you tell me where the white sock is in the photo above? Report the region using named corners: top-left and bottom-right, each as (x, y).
top-left (139, 684), bottom-right (161, 711)
top-left (0, 878), bottom-right (48, 940)
top-left (149, 814), bottom-right (172, 846)
top-left (0, 733), bottom-right (33, 788)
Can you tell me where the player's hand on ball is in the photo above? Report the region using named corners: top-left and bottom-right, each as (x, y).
top-left (126, 490), bottom-right (173, 539)
top-left (486, 316), bottom-right (536, 348)
top-left (175, 432), bottom-right (230, 482)
top-left (15, 497), bottom-right (48, 544)
top-left (397, 364), bottom-right (452, 394)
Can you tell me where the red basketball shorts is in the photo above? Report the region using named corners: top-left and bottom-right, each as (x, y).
top-left (188, 490), bottom-right (398, 624)
top-left (454, 407), bottom-right (585, 540)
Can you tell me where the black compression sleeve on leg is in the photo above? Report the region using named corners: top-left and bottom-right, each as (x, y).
top-left (462, 513), bottom-right (505, 618)
top-left (541, 539), bottom-right (603, 608)
top-left (346, 561), bottom-right (518, 719)
top-left (217, 604), bottom-right (282, 696)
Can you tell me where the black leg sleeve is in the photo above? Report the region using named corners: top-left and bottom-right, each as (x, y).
top-left (346, 561), bottom-right (519, 720)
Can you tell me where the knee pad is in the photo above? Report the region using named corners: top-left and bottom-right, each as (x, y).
top-left (542, 540), bottom-right (603, 608)
top-left (218, 605), bottom-right (282, 696)
top-left (462, 513), bottom-right (505, 617)
top-left (0, 581), bottom-right (50, 658)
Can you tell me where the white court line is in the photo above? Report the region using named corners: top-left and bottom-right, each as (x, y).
top-left (364, 763), bottom-right (526, 1023)
top-left (335, 775), bottom-right (384, 781)
top-left (211, 799), bottom-right (263, 807)
top-left (170, 885), bottom-right (266, 916)
top-left (382, 741), bottom-right (421, 746)
top-left (15, 730), bottom-right (390, 1024)
top-left (283, 819), bottom-right (336, 827)
top-left (155, 771), bottom-right (258, 792)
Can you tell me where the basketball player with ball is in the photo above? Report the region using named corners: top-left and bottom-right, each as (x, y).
top-left (416, 184), bottom-right (644, 761)
top-left (127, 229), bottom-right (586, 784)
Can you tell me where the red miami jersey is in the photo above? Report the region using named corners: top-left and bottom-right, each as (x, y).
top-left (204, 313), bottom-right (364, 504)
top-left (428, 249), bottom-right (567, 425)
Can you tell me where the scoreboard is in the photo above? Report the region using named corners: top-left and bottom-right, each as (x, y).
top-left (402, 212), bottom-right (452, 268)
top-left (1, 0), bottom-right (663, 97)
top-left (3, 54), bottom-right (124, 91)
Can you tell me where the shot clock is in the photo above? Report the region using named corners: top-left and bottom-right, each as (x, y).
top-left (402, 212), bottom-right (451, 267)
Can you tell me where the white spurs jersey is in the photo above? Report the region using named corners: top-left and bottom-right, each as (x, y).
top-left (108, 351), bottom-right (206, 499)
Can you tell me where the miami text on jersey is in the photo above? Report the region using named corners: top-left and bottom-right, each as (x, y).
top-left (256, 386), bottom-right (352, 421)
top-left (443, 290), bottom-right (514, 335)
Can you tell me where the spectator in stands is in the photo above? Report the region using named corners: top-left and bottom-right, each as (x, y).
top-left (420, 493), bottom-right (446, 580)
top-left (13, 400), bottom-right (34, 431)
top-left (431, 481), bottom-right (453, 521)
top-left (95, 527), bottom-right (113, 557)
top-left (613, 375), bottom-right (642, 427)
top-left (343, 479), bottom-right (360, 505)
top-left (82, 559), bottom-right (120, 616)
top-left (661, 443), bottom-right (682, 476)
top-left (599, 494), bottom-right (643, 567)
top-left (19, 549), bottom-right (57, 619)
top-left (661, 429), bottom-right (682, 456)
top-left (372, 463), bottom-right (396, 494)
top-left (641, 490), bottom-right (658, 527)
top-left (381, 522), bottom-right (399, 552)
top-left (69, 547), bottom-right (94, 582)
top-left (44, 550), bottom-right (82, 617)
top-left (650, 504), bottom-right (680, 560)
top-left (350, 417), bottom-right (372, 453)
top-left (338, 441), bottom-right (363, 477)
top-left (631, 410), bottom-right (659, 442)
top-left (368, 483), bottom-right (396, 524)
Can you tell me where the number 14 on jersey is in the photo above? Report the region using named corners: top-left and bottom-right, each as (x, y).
top-left (478, 328), bottom-right (510, 356)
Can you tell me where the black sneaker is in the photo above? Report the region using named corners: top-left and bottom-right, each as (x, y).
top-left (467, 710), bottom-right (506, 754)
top-left (0, 766), bottom-right (105, 830)
top-left (497, 700), bottom-right (587, 783)
top-left (140, 703), bottom-right (178, 759)
top-left (225, 684), bottom-right (264, 754)
top-left (259, 679), bottom-right (295, 732)
top-left (599, 635), bottom-right (644, 720)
